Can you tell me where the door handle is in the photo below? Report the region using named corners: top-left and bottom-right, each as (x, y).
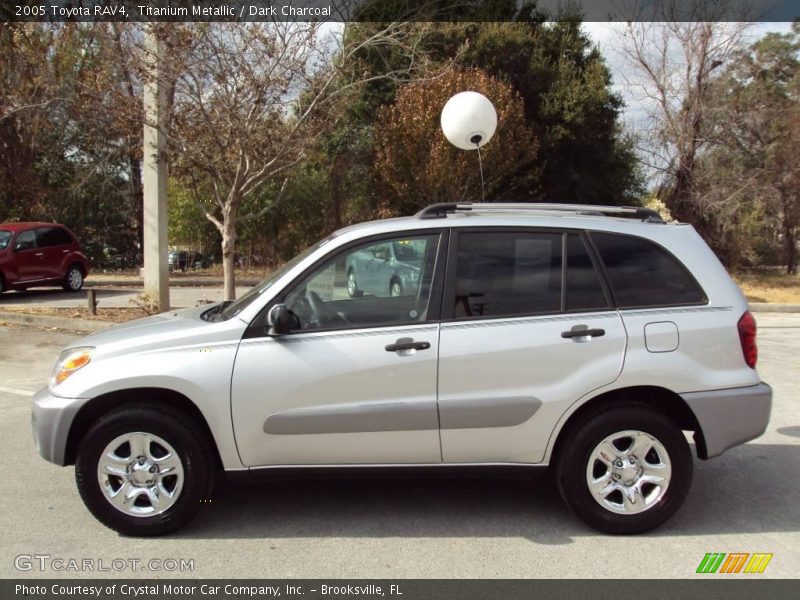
top-left (34, 252), bottom-right (44, 257)
top-left (561, 326), bottom-right (605, 339)
top-left (385, 338), bottom-right (431, 352)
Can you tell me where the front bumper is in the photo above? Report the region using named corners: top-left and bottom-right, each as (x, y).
top-left (31, 387), bottom-right (89, 466)
top-left (681, 382), bottom-right (772, 459)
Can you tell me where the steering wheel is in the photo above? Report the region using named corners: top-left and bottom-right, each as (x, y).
top-left (305, 290), bottom-right (326, 328)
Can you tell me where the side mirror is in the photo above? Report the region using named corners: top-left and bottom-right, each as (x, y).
top-left (267, 304), bottom-right (298, 336)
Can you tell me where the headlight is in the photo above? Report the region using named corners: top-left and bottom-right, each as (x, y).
top-left (51, 347), bottom-right (94, 387)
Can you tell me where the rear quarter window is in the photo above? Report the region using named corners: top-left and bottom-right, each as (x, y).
top-left (589, 231), bottom-right (707, 308)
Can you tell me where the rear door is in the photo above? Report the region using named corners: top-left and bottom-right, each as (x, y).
top-left (437, 229), bottom-right (627, 464)
top-left (35, 227), bottom-right (73, 279)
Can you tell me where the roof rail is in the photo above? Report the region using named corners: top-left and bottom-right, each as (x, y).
top-left (415, 202), bottom-right (664, 223)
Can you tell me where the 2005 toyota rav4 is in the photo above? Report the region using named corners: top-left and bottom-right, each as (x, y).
top-left (33, 203), bottom-right (772, 536)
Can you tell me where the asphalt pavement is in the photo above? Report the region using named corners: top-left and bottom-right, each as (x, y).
top-left (0, 314), bottom-right (798, 578)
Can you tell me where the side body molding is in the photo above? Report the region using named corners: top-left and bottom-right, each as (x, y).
top-left (438, 396), bottom-right (542, 429)
top-left (264, 399), bottom-right (438, 435)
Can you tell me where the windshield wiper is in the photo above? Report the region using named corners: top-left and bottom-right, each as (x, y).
top-left (204, 300), bottom-right (233, 322)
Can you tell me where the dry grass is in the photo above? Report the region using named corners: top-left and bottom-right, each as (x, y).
top-left (733, 272), bottom-right (800, 304)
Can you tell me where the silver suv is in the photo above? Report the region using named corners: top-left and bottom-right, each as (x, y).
top-left (32, 203), bottom-right (772, 536)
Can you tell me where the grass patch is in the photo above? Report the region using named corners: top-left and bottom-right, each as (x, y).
top-left (733, 272), bottom-right (800, 304)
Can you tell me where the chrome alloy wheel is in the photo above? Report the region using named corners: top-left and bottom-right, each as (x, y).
top-left (347, 271), bottom-right (357, 296)
top-left (67, 268), bottom-right (83, 290)
top-left (97, 432), bottom-right (184, 517)
top-left (586, 430), bottom-right (672, 515)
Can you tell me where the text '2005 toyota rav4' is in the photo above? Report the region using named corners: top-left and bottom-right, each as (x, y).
top-left (32, 203), bottom-right (772, 536)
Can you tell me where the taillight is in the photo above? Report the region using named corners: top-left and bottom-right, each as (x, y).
top-left (737, 311), bottom-right (758, 368)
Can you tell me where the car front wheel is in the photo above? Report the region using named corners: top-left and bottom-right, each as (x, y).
top-left (555, 404), bottom-right (692, 534)
top-left (75, 404), bottom-right (214, 536)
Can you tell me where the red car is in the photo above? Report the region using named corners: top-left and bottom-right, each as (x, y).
top-left (0, 222), bottom-right (90, 294)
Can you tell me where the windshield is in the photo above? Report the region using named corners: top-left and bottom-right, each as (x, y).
top-left (217, 233), bottom-right (337, 321)
top-left (0, 231), bottom-right (11, 250)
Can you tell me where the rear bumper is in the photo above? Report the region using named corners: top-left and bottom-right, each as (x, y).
top-left (681, 383), bottom-right (772, 459)
top-left (31, 387), bottom-right (89, 466)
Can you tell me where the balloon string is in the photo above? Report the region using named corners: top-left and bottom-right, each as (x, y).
top-left (476, 144), bottom-right (485, 202)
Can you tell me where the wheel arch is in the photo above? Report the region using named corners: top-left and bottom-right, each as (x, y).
top-left (66, 259), bottom-right (87, 276)
top-left (64, 387), bottom-right (223, 469)
top-left (547, 385), bottom-right (707, 464)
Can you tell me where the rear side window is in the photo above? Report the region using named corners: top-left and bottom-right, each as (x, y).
top-left (36, 227), bottom-right (73, 247)
top-left (590, 232), bottom-right (706, 308)
top-left (453, 232), bottom-right (562, 318)
top-left (566, 234), bottom-right (610, 311)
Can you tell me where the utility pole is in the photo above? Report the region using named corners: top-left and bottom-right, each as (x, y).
top-left (142, 25), bottom-right (170, 312)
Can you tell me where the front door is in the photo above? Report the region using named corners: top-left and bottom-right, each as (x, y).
top-left (12, 229), bottom-right (43, 281)
top-left (231, 231), bottom-right (446, 466)
top-left (437, 229), bottom-right (627, 464)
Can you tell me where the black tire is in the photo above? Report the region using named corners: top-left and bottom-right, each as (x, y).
top-left (346, 269), bottom-right (363, 298)
top-left (555, 404), bottom-right (692, 534)
top-left (75, 404), bottom-right (215, 536)
top-left (63, 264), bottom-right (84, 292)
top-left (0, 273), bottom-right (5, 294)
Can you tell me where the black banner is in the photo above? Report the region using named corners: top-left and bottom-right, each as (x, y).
top-left (1, 0), bottom-right (798, 23)
top-left (4, 580), bottom-right (800, 600)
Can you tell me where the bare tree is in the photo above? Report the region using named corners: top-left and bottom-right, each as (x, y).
top-left (149, 21), bottom-right (431, 300)
top-left (693, 27), bottom-right (800, 272)
top-left (615, 4), bottom-right (750, 227)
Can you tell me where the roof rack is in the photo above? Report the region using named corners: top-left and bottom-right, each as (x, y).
top-left (415, 202), bottom-right (664, 223)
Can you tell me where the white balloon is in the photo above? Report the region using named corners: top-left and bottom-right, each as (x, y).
top-left (440, 91), bottom-right (498, 150)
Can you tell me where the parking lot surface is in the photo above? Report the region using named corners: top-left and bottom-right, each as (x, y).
top-left (0, 314), bottom-right (798, 578)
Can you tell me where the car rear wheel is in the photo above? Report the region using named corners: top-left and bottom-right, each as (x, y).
top-left (555, 404), bottom-right (692, 534)
top-left (346, 269), bottom-right (363, 298)
top-left (0, 274), bottom-right (5, 294)
top-left (390, 279), bottom-right (402, 297)
top-left (75, 404), bottom-right (214, 536)
top-left (63, 265), bottom-right (84, 292)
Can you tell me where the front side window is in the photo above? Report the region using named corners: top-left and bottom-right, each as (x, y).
top-left (14, 230), bottom-right (35, 251)
top-left (284, 233), bottom-right (439, 331)
top-left (453, 232), bottom-right (563, 319)
top-left (590, 231), bottom-right (706, 308)
top-left (0, 231), bottom-right (11, 250)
